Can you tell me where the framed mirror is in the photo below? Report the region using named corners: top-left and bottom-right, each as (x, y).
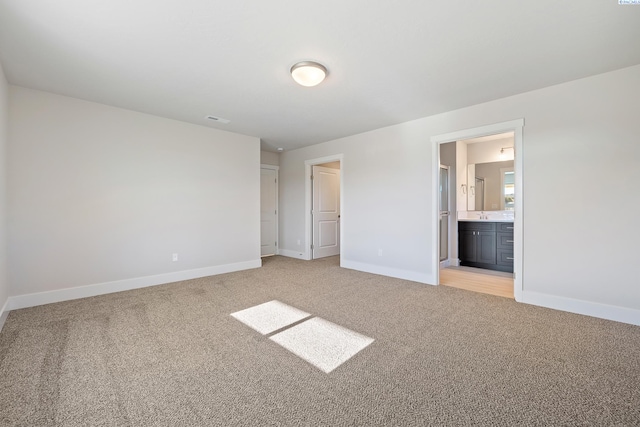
top-left (467, 160), bottom-right (514, 211)
top-left (459, 131), bottom-right (515, 212)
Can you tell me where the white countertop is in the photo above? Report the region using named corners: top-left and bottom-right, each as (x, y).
top-left (457, 211), bottom-right (514, 222)
top-left (457, 218), bottom-right (514, 223)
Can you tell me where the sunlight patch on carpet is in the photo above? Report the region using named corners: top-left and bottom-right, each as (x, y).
top-left (270, 317), bottom-right (374, 373)
top-left (230, 300), bottom-right (310, 335)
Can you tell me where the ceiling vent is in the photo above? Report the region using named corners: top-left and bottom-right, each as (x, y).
top-left (205, 115), bottom-right (230, 124)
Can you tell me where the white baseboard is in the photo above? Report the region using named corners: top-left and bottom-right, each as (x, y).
top-left (521, 290), bottom-right (640, 326)
top-left (0, 298), bottom-right (9, 333)
top-left (278, 249), bottom-right (308, 260)
top-left (341, 260), bottom-right (435, 286)
top-left (7, 259), bottom-right (262, 311)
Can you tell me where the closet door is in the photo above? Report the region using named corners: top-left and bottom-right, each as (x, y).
top-left (260, 167), bottom-right (278, 256)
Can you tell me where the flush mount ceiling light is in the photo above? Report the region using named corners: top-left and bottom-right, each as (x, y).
top-left (290, 61), bottom-right (327, 87)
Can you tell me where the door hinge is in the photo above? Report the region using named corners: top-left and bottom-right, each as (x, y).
top-left (311, 175), bottom-right (314, 180)
top-left (311, 244), bottom-right (314, 250)
top-left (275, 209), bottom-right (277, 215)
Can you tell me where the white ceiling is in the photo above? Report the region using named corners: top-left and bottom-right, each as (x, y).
top-left (1, 1), bottom-right (639, 152)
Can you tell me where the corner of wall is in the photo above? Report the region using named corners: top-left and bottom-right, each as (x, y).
top-left (0, 61), bottom-right (9, 327)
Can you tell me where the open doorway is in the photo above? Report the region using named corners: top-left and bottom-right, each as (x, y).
top-left (304, 155), bottom-right (343, 261)
top-left (438, 138), bottom-right (515, 298)
top-left (431, 120), bottom-right (524, 301)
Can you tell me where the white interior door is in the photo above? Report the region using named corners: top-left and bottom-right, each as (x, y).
top-left (312, 165), bottom-right (340, 259)
top-left (260, 167), bottom-right (278, 256)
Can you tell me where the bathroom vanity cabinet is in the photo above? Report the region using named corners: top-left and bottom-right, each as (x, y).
top-left (458, 221), bottom-right (514, 273)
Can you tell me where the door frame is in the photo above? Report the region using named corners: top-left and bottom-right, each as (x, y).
top-left (431, 119), bottom-right (524, 301)
top-left (260, 164), bottom-right (279, 256)
top-left (304, 154), bottom-right (344, 262)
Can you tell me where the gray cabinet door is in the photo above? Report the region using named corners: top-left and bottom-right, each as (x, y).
top-left (458, 221), bottom-right (512, 272)
top-left (459, 230), bottom-right (477, 262)
top-left (477, 231), bottom-right (497, 264)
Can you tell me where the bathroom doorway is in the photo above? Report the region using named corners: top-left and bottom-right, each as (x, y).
top-left (431, 120), bottom-right (524, 301)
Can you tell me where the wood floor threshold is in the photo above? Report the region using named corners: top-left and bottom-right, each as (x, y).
top-left (439, 268), bottom-right (514, 299)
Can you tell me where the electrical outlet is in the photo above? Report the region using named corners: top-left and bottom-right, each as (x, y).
top-left (172, 253), bottom-right (178, 262)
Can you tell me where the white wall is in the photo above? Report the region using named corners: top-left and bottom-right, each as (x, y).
top-left (260, 150), bottom-right (280, 166)
top-left (280, 121), bottom-right (433, 282)
top-left (279, 64), bottom-right (640, 323)
top-left (0, 63), bottom-right (8, 322)
top-left (455, 141), bottom-right (468, 212)
top-left (8, 87), bottom-right (261, 303)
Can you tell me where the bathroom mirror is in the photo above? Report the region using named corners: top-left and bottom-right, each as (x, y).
top-left (467, 160), bottom-right (514, 211)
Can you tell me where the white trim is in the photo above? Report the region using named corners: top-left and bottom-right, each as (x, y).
top-left (342, 260), bottom-right (435, 286)
top-left (278, 249), bottom-right (307, 260)
top-left (521, 291), bottom-right (640, 326)
top-left (513, 124), bottom-right (524, 302)
top-left (431, 119), bottom-right (524, 301)
top-left (6, 259), bottom-right (262, 311)
top-left (0, 298), bottom-right (9, 332)
top-left (304, 154), bottom-right (344, 263)
top-left (431, 120), bottom-right (525, 145)
top-left (260, 164), bottom-right (280, 171)
top-left (260, 164), bottom-right (280, 256)
top-left (439, 259), bottom-right (451, 269)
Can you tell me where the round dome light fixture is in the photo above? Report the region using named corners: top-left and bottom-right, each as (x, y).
top-left (290, 61), bottom-right (327, 87)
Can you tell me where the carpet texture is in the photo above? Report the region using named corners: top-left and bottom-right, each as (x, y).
top-left (1, 256), bottom-right (639, 426)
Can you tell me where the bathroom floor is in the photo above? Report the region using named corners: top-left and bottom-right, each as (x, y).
top-left (439, 266), bottom-right (514, 299)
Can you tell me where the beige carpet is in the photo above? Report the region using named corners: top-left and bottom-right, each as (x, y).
top-left (1, 255), bottom-right (639, 426)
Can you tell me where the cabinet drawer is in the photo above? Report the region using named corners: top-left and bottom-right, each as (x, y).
top-left (497, 248), bottom-right (515, 265)
top-left (498, 222), bottom-right (514, 232)
top-left (458, 221), bottom-right (496, 231)
top-left (497, 233), bottom-right (514, 249)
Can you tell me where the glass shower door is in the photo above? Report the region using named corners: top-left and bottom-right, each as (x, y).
top-left (439, 166), bottom-right (450, 262)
